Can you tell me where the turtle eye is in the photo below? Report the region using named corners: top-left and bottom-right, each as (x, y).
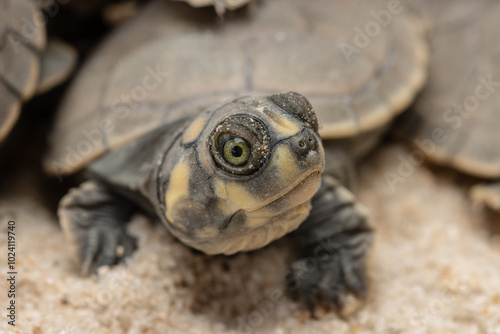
top-left (219, 134), bottom-right (251, 166)
top-left (210, 115), bottom-right (270, 175)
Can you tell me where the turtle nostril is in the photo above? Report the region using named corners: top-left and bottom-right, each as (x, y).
top-left (290, 128), bottom-right (319, 156)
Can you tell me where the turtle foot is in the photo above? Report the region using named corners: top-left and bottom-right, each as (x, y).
top-left (58, 181), bottom-right (137, 276)
top-left (286, 235), bottom-right (370, 316)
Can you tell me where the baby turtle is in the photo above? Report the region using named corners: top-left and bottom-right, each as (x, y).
top-left (396, 0), bottom-right (500, 212)
top-left (0, 0), bottom-right (76, 144)
top-left (44, 0), bottom-right (427, 310)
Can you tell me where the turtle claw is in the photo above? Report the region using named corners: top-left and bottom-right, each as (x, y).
top-left (286, 247), bottom-right (368, 315)
top-left (79, 223), bottom-right (137, 276)
top-left (119, 234), bottom-right (138, 263)
top-left (81, 228), bottom-right (100, 276)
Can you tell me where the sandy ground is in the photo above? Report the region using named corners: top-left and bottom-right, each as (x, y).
top-left (1, 143), bottom-right (500, 334)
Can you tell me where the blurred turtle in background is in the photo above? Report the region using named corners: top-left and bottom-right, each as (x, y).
top-left (395, 0), bottom-right (500, 213)
top-left (0, 0), bottom-right (76, 144)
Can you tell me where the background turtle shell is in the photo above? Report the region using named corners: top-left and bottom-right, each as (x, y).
top-left (44, 0), bottom-right (428, 175)
top-left (0, 0), bottom-right (46, 142)
top-left (396, 0), bottom-right (500, 178)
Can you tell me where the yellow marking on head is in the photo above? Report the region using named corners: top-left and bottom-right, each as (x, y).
top-left (213, 178), bottom-right (228, 199)
top-left (213, 179), bottom-right (242, 213)
top-left (226, 182), bottom-right (262, 211)
top-left (266, 111), bottom-right (301, 137)
top-left (165, 161), bottom-right (191, 222)
top-left (271, 144), bottom-right (299, 182)
top-left (182, 114), bottom-right (208, 144)
top-left (246, 207), bottom-right (276, 219)
top-left (296, 201), bottom-right (311, 214)
top-left (215, 199), bottom-right (231, 217)
top-left (194, 225), bottom-right (219, 239)
top-left (245, 217), bottom-right (270, 228)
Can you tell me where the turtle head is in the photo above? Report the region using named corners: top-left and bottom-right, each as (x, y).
top-left (160, 92), bottom-right (324, 255)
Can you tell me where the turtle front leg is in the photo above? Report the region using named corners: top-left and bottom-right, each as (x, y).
top-left (58, 181), bottom-right (138, 275)
top-left (286, 175), bottom-right (373, 313)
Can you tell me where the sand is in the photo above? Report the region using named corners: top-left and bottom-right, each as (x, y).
top-left (1, 143), bottom-right (499, 334)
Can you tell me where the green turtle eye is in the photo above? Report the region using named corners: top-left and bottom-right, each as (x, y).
top-left (210, 115), bottom-right (270, 175)
top-left (220, 135), bottom-right (251, 166)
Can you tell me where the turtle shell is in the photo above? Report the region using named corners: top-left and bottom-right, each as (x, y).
top-left (44, 0), bottom-right (428, 175)
top-left (0, 0), bottom-right (46, 142)
top-left (396, 0), bottom-right (500, 178)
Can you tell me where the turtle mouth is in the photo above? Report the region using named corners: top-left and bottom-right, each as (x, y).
top-left (223, 169), bottom-right (322, 229)
top-left (260, 169), bottom-right (323, 212)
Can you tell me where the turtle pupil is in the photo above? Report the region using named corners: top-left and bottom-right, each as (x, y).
top-left (232, 146), bottom-right (243, 157)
